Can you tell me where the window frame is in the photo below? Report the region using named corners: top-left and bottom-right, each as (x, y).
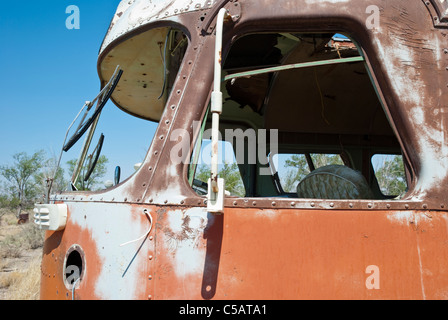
top-left (182, 26), bottom-right (420, 208)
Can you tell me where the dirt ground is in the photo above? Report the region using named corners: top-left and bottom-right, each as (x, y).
top-left (0, 211), bottom-right (43, 300)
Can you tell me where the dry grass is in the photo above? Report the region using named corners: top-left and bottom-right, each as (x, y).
top-left (0, 271), bottom-right (22, 289)
top-left (2, 253), bottom-right (41, 300)
top-left (0, 217), bottom-right (44, 259)
top-left (0, 210), bottom-right (43, 300)
top-left (0, 210), bottom-right (18, 226)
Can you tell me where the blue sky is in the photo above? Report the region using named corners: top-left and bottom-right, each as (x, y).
top-left (0, 1), bottom-right (157, 184)
top-left (0, 2), bottom-right (368, 191)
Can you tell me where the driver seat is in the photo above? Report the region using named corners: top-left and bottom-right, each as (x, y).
top-left (296, 165), bottom-right (374, 200)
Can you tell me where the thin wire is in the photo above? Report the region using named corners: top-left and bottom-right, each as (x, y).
top-left (158, 29), bottom-right (171, 100)
top-left (48, 102), bottom-right (89, 201)
top-left (120, 209), bottom-right (153, 247)
top-left (71, 277), bottom-right (80, 300)
top-left (314, 68), bottom-right (331, 126)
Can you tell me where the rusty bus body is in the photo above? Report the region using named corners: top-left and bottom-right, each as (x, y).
top-left (35, 0), bottom-right (448, 300)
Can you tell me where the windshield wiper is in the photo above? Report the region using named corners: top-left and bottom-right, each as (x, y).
top-left (45, 66), bottom-right (122, 200)
top-left (63, 66), bottom-right (123, 152)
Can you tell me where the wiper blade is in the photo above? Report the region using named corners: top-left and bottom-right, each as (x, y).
top-left (63, 66), bottom-right (123, 152)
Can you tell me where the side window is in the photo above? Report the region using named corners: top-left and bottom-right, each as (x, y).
top-left (188, 32), bottom-right (409, 201)
top-left (371, 154), bottom-right (407, 199)
top-left (189, 137), bottom-right (246, 197)
top-left (272, 153), bottom-right (344, 194)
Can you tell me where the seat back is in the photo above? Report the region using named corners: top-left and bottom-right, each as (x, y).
top-left (296, 165), bottom-right (374, 199)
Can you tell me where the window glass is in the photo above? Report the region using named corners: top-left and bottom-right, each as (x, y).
top-left (371, 154), bottom-right (407, 198)
top-left (190, 138), bottom-right (245, 197)
top-left (272, 153), bottom-right (344, 193)
top-left (64, 28), bottom-right (188, 191)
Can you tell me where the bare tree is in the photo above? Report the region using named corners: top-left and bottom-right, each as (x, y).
top-left (34, 155), bottom-right (67, 202)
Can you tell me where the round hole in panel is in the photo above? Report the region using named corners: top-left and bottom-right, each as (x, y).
top-left (63, 244), bottom-right (85, 290)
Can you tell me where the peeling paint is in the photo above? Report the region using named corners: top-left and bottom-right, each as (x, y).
top-left (410, 107), bottom-right (425, 126)
top-left (152, 181), bottom-right (187, 204)
top-left (386, 210), bottom-right (433, 227)
top-left (255, 209), bottom-right (279, 219)
top-left (165, 208), bottom-right (208, 277)
top-left (375, 38), bottom-right (426, 108)
top-left (100, 0), bottom-right (216, 53)
top-left (41, 0), bottom-right (448, 300)
top-left (371, 8), bottom-right (448, 198)
top-left (386, 210), bottom-right (415, 225)
top-left (68, 203), bottom-right (150, 299)
top-left (416, 233), bottom-right (427, 299)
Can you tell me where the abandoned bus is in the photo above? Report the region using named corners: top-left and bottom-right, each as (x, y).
top-left (34, 0), bottom-right (448, 299)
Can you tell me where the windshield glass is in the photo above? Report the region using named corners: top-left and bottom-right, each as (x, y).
top-left (54, 28), bottom-right (188, 193)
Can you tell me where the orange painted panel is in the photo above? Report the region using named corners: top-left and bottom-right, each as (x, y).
top-left (154, 208), bottom-right (448, 300)
top-left (40, 203), bottom-right (153, 300)
top-left (40, 204), bottom-right (448, 300)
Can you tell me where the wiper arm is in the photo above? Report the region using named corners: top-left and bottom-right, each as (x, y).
top-left (45, 66), bottom-right (122, 200)
top-left (63, 66), bottom-right (123, 152)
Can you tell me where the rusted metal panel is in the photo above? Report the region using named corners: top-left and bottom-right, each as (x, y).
top-left (40, 0), bottom-right (448, 300)
top-left (96, 0), bottom-right (448, 210)
top-left (40, 203), bottom-right (154, 300)
top-left (99, 0), bottom-right (217, 54)
top-left (41, 204), bottom-right (448, 299)
top-left (424, 0), bottom-right (448, 28)
top-left (151, 207), bottom-right (448, 299)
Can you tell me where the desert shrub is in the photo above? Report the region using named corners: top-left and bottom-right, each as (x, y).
top-left (21, 223), bottom-right (44, 250)
top-left (0, 222), bottom-right (44, 258)
top-left (0, 234), bottom-right (24, 258)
